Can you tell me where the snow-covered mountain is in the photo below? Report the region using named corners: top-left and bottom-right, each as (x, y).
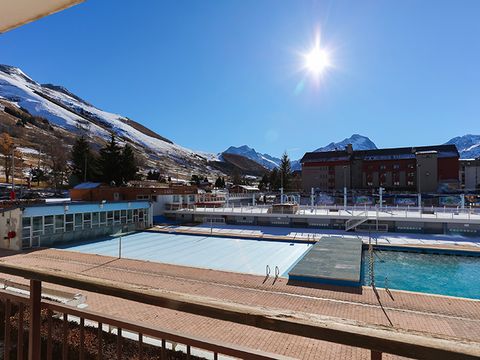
top-left (222, 145), bottom-right (281, 170)
top-left (222, 135), bottom-right (378, 173)
top-left (444, 134), bottom-right (480, 159)
top-left (0, 64), bottom-right (217, 176)
top-left (314, 134), bottom-right (377, 152)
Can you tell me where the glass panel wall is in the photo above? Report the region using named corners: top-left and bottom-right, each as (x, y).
top-left (21, 206), bottom-right (150, 248)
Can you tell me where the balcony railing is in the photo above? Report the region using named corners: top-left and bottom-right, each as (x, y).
top-left (0, 262), bottom-right (479, 360)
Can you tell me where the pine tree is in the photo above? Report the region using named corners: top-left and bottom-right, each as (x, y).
top-left (259, 173), bottom-right (269, 191)
top-left (268, 168), bottom-right (280, 190)
top-left (279, 151), bottom-right (292, 191)
top-left (98, 134), bottom-right (122, 185)
top-left (215, 176), bottom-right (224, 188)
top-left (70, 136), bottom-right (97, 185)
top-left (232, 168), bottom-right (242, 185)
top-left (120, 144), bottom-right (138, 183)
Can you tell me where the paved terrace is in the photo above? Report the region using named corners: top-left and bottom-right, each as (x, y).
top-left (0, 248), bottom-right (479, 359)
top-left (172, 204), bottom-right (480, 224)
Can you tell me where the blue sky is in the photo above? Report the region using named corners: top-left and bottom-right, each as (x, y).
top-left (1, 0), bottom-right (479, 159)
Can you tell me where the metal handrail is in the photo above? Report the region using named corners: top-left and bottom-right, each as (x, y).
top-left (0, 289), bottom-right (288, 360)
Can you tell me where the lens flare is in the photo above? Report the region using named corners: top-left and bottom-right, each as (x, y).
top-left (305, 46), bottom-right (330, 75)
top-left (302, 33), bottom-right (332, 78)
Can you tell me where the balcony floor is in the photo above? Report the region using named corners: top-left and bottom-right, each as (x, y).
top-left (0, 247), bottom-right (479, 359)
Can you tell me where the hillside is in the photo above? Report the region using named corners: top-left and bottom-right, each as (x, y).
top-left (210, 153), bottom-right (268, 177)
top-left (0, 64), bottom-right (220, 179)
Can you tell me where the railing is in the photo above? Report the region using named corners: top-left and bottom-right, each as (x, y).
top-left (0, 263), bottom-right (479, 360)
top-left (172, 203), bottom-right (480, 221)
top-left (345, 212), bottom-right (370, 231)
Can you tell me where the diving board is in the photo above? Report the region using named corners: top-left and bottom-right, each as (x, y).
top-left (288, 237), bottom-right (363, 287)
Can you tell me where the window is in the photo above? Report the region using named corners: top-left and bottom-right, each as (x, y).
top-left (133, 209), bottom-right (139, 223)
top-left (65, 214), bottom-right (74, 232)
top-left (136, 194), bottom-right (150, 200)
top-left (394, 181), bottom-right (400, 186)
top-left (75, 213), bottom-right (83, 230)
top-left (189, 195), bottom-right (195, 202)
top-left (21, 217), bottom-right (32, 248)
top-left (92, 212), bottom-right (99, 227)
top-left (22, 217), bottom-right (31, 229)
top-left (380, 165), bottom-right (386, 170)
top-left (173, 195), bottom-right (180, 203)
top-left (407, 181), bottom-right (414, 186)
top-left (393, 164), bottom-right (400, 170)
top-left (121, 210), bottom-right (127, 224)
top-left (55, 215), bottom-right (64, 233)
top-left (114, 210), bottom-right (120, 223)
top-left (83, 212), bottom-right (91, 228)
top-left (44, 215), bottom-right (54, 235)
top-left (127, 210), bottom-right (133, 223)
top-left (107, 211), bottom-right (114, 225)
top-left (100, 212), bottom-right (107, 225)
top-left (33, 217), bottom-right (43, 232)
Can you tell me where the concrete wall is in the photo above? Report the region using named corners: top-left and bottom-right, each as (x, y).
top-left (416, 153), bottom-right (438, 192)
top-left (0, 208), bottom-right (22, 251)
top-left (465, 164), bottom-right (480, 190)
top-left (302, 166), bottom-right (329, 191)
top-left (38, 223), bottom-right (139, 247)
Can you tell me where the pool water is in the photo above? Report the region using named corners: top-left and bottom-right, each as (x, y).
top-left (57, 231), bottom-right (312, 276)
top-left (362, 250), bottom-right (480, 299)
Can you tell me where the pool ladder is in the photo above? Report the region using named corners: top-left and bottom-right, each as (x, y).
top-left (264, 265), bottom-right (280, 284)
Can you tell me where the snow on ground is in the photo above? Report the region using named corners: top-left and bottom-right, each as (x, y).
top-left (0, 65), bottom-right (203, 162)
top-left (160, 223), bottom-right (480, 248)
top-left (17, 147), bottom-right (39, 155)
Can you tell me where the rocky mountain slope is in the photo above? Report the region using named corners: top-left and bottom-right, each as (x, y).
top-left (0, 64), bottom-right (224, 179)
top-left (314, 134), bottom-right (378, 152)
top-left (444, 134), bottom-right (480, 159)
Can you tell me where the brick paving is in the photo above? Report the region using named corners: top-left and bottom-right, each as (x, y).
top-left (1, 248), bottom-right (479, 359)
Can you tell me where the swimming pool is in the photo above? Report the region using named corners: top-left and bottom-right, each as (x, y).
top-left (57, 231), bottom-right (480, 299)
top-left (57, 231), bottom-right (312, 276)
top-left (363, 250), bottom-right (480, 299)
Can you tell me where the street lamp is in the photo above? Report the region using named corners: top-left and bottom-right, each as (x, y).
top-left (417, 163), bottom-right (422, 209)
top-left (343, 165), bottom-right (347, 209)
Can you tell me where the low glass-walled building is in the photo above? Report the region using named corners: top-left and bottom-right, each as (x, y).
top-left (1, 201), bottom-right (152, 251)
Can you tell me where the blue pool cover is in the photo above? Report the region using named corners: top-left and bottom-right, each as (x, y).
top-left (57, 231), bottom-right (312, 277)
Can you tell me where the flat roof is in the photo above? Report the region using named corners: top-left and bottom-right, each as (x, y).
top-left (301, 144), bottom-right (459, 163)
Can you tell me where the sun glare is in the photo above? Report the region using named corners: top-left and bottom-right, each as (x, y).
top-left (302, 33), bottom-right (332, 78)
top-left (305, 46), bottom-right (330, 75)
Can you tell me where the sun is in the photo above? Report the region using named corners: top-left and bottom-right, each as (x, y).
top-left (302, 33), bottom-right (332, 77)
top-left (304, 46), bottom-right (330, 75)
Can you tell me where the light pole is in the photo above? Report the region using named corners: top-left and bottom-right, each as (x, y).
top-left (343, 165), bottom-right (347, 209)
top-left (417, 163), bottom-right (422, 209)
top-left (10, 145), bottom-right (16, 200)
top-left (379, 187), bottom-right (384, 209)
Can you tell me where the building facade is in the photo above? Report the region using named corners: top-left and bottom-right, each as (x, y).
top-left (1, 200), bottom-right (152, 251)
top-left (460, 159), bottom-right (480, 191)
top-left (301, 144), bottom-right (459, 193)
top-left (70, 184), bottom-right (198, 216)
